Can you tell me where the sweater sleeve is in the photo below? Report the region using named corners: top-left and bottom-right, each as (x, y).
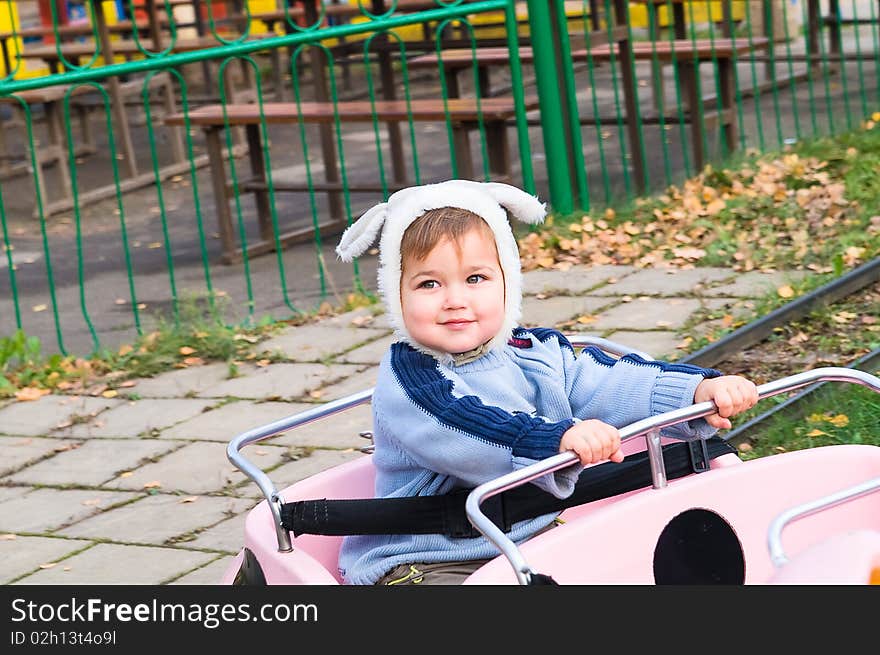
top-left (536, 331), bottom-right (723, 440)
top-left (374, 343), bottom-right (580, 496)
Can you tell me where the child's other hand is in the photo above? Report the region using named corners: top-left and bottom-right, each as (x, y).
top-left (559, 419), bottom-right (624, 465)
top-left (693, 375), bottom-right (759, 429)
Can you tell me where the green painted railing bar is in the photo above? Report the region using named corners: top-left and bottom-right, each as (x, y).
top-left (645, 5), bottom-right (673, 188)
top-left (0, 183), bottom-right (19, 330)
top-left (0, 1), bottom-right (511, 95)
top-left (503, 1), bottom-right (536, 195)
top-left (526, 0), bottom-right (573, 213)
top-left (602, 0), bottom-right (633, 198)
top-left (778, 0), bottom-right (803, 141)
top-left (851, 0), bottom-right (869, 120)
top-left (552, 0), bottom-right (589, 208)
top-left (21, 99), bottom-right (67, 355)
top-left (660, 0), bottom-right (693, 178)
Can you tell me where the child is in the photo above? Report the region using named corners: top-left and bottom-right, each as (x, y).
top-left (334, 180), bottom-right (758, 585)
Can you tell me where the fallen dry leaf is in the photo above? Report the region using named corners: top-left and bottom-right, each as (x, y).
top-left (1, 534), bottom-right (17, 540)
top-left (38, 562), bottom-right (58, 569)
top-left (179, 346), bottom-right (197, 356)
top-left (15, 387), bottom-right (50, 402)
top-left (777, 285), bottom-right (794, 298)
top-left (179, 496), bottom-right (199, 504)
top-left (143, 481), bottom-right (162, 489)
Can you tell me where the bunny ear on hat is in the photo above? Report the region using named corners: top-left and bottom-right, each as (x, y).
top-left (481, 182), bottom-right (547, 225)
top-left (335, 202), bottom-right (389, 262)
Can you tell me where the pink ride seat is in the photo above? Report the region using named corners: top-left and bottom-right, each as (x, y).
top-left (221, 435), bottom-right (742, 585)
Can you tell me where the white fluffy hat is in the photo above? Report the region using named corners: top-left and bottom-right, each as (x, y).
top-left (335, 179), bottom-right (546, 363)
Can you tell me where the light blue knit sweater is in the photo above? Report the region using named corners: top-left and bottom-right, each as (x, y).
top-left (338, 328), bottom-right (721, 585)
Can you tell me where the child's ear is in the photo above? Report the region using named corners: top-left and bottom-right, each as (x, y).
top-left (336, 202), bottom-right (389, 262)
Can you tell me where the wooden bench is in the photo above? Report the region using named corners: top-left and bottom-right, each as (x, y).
top-left (165, 96), bottom-right (538, 263)
top-left (408, 37), bottom-right (771, 170)
top-left (0, 71), bottom-right (184, 218)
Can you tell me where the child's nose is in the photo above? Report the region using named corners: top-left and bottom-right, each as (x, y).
top-left (442, 284), bottom-right (467, 308)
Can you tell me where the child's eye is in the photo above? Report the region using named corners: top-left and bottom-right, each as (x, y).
top-left (418, 280), bottom-right (438, 289)
top-left (466, 274), bottom-right (486, 284)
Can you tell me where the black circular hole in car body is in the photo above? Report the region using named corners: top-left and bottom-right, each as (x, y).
top-left (653, 508), bottom-right (745, 584)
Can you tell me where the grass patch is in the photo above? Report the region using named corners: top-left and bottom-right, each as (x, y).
top-left (0, 290), bottom-right (378, 399)
top-left (518, 114), bottom-right (880, 275)
top-left (736, 380), bottom-right (880, 461)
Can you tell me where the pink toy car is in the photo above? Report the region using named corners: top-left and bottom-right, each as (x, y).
top-left (220, 336), bottom-right (880, 585)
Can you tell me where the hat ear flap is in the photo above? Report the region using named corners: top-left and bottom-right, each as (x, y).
top-left (482, 182), bottom-right (546, 225)
top-left (335, 202), bottom-right (389, 262)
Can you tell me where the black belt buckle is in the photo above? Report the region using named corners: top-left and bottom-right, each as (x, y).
top-left (688, 438), bottom-right (711, 473)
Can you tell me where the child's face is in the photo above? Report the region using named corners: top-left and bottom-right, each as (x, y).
top-left (400, 226), bottom-right (505, 355)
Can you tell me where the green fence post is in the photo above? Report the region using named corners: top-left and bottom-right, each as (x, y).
top-left (526, 0), bottom-right (576, 213)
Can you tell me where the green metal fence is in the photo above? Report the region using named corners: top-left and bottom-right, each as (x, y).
top-left (0, 0), bottom-right (878, 357)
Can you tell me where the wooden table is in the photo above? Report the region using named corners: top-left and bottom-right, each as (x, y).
top-left (407, 2), bottom-right (648, 191)
top-left (165, 95), bottom-right (539, 262)
top-left (408, 35), bottom-right (769, 172)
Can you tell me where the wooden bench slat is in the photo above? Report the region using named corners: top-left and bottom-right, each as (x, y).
top-left (407, 37), bottom-right (772, 69)
top-left (166, 97), bottom-right (540, 126)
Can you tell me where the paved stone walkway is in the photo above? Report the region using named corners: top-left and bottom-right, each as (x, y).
top-left (0, 263), bottom-right (808, 584)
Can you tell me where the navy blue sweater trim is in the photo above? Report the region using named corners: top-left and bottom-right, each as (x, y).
top-left (581, 346), bottom-right (722, 378)
top-left (390, 343), bottom-right (571, 460)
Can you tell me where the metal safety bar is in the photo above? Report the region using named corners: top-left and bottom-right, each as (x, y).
top-left (767, 475), bottom-right (880, 568)
top-left (465, 367), bottom-right (880, 585)
top-left (226, 334), bottom-right (644, 552)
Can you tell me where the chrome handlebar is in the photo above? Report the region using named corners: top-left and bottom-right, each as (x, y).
top-left (465, 367), bottom-right (880, 585)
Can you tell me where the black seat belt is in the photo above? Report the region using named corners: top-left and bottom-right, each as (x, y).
top-left (281, 437), bottom-right (736, 538)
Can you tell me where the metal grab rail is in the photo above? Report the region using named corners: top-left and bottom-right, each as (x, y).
top-left (465, 367), bottom-right (880, 585)
top-left (226, 335), bottom-right (645, 552)
top-left (767, 475), bottom-right (880, 567)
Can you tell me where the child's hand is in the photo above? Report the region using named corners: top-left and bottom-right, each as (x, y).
top-left (559, 419), bottom-right (624, 465)
top-left (693, 375), bottom-right (759, 429)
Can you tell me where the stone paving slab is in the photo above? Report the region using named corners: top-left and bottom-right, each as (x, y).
top-left (318, 307), bottom-right (391, 330)
top-left (160, 400), bottom-right (311, 441)
top-left (170, 555), bottom-right (237, 584)
top-left (703, 269), bottom-right (811, 297)
top-left (311, 366), bottom-right (379, 401)
top-left (102, 440), bottom-right (290, 495)
top-left (186, 512), bottom-right (252, 553)
top-left (0, 488), bottom-right (140, 533)
top-left (335, 334), bottom-right (396, 364)
top-left (269, 403), bottom-right (373, 450)
top-left (0, 486), bottom-right (30, 503)
top-left (521, 264), bottom-right (637, 295)
top-left (590, 297), bottom-right (703, 331)
top-left (520, 295), bottom-right (617, 328)
top-left (603, 330), bottom-right (685, 360)
top-left (57, 493), bottom-right (255, 546)
top-left (259, 324), bottom-right (392, 362)
top-left (127, 362), bottom-right (234, 398)
top-left (0, 394), bottom-right (122, 436)
top-left (1, 438), bottom-right (185, 487)
top-left (240, 449), bottom-right (367, 498)
top-left (196, 362), bottom-right (364, 400)
top-left (13, 543), bottom-right (216, 585)
top-left (1, 536), bottom-right (92, 584)
top-left (0, 436), bottom-right (81, 477)
top-left (587, 266), bottom-right (735, 296)
top-left (52, 398), bottom-right (216, 438)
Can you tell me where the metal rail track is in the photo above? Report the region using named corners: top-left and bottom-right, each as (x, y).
top-left (678, 256), bottom-right (880, 446)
